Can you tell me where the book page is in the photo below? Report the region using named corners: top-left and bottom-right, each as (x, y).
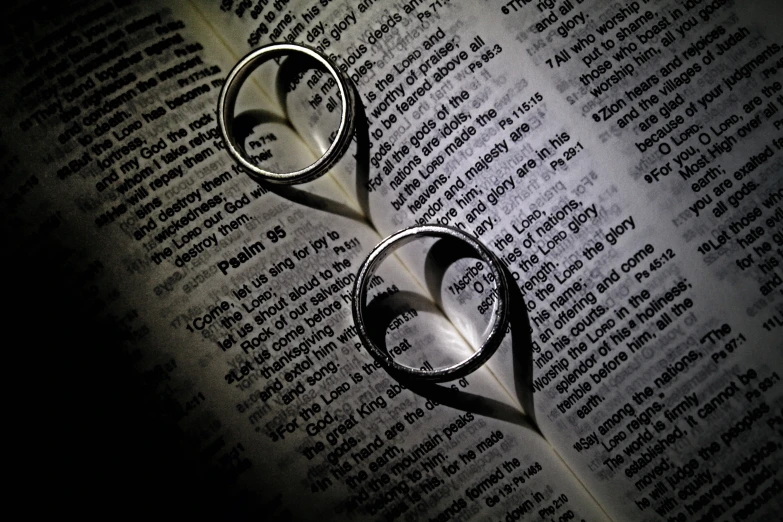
top-left (193, 0), bottom-right (783, 520)
top-left (2, 1), bottom-right (608, 519)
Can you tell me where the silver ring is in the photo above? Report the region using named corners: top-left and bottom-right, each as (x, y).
top-left (218, 43), bottom-right (356, 184)
top-left (352, 225), bottom-right (510, 382)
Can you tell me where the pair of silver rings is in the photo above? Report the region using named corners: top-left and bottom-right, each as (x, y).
top-left (218, 43), bottom-right (511, 382)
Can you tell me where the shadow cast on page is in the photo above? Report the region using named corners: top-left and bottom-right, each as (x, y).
top-left (231, 107), bottom-right (366, 223)
top-left (276, 53), bottom-right (373, 219)
top-left (364, 289), bottom-right (536, 434)
top-left (351, 95), bottom-right (372, 219)
top-left (422, 238), bottom-right (539, 430)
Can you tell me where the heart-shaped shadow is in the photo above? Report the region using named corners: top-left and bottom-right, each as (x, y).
top-left (364, 288), bottom-right (538, 434)
top-left (421, 237), bottom-right (538, 428)
top-left (361, 237), bottom-right (539, 433)
top-left (229, 51), bottom-right (372, 222)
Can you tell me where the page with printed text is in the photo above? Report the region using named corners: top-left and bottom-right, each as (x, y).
top-left (196, 0), bottom-right (783, 520)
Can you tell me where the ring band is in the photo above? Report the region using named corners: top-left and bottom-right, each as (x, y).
top-left (352, 225), bottom-right (510, 382)
top-left (218, 43), bottom-right (356, 184)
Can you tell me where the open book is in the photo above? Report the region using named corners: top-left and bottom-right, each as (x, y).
top-left (5, 0), bottom-right (782, 519)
